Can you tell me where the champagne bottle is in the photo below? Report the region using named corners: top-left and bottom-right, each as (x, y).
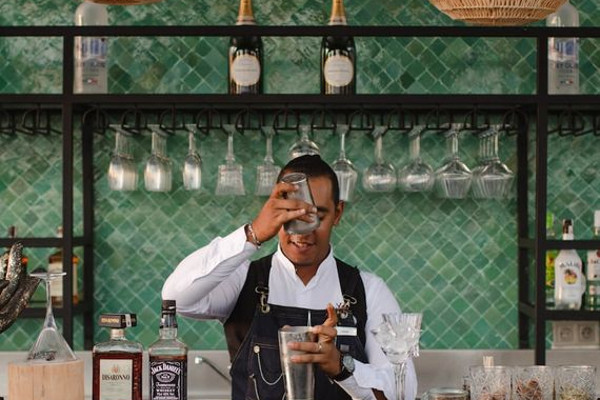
top-left (320, 0), bottom-right (356, 95)
top-left (74, 0), bottom-right (108, 94)
top-left (546, 0), bottom-right (579, 94)
top-left (228, 0), bottom-right (263, 94)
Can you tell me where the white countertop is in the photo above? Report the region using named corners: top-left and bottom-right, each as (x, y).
top-left (2, 348), bottom-right (600, 399)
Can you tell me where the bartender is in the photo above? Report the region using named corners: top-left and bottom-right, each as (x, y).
top-left (162, 155), bottom-right (417, 400)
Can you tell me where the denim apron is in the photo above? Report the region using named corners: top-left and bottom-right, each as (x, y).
top-left (224, 255), bottom-right (368, 400)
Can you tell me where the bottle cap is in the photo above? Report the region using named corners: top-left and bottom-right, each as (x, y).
top-left (562, 219), bottom-right (574, 240)
top-left (99, 313), bottom-right (137, 328)
top-left (162, 299), bottom-right (176, 313)
top-left (595, 211), bottom-right (600, 228)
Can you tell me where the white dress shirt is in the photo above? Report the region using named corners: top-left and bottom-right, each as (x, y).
top-left (162, 225), bottom-right (417, 400)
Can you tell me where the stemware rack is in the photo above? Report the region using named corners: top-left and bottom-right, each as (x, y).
top-left (0, 24), bottom-right (600, 360)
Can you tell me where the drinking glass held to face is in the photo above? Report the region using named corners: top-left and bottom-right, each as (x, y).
top-left (252, 155), bottom-right (344, 277)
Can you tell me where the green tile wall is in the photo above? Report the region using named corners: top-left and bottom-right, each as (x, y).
top-left (0, 0), bottom-right (599, 352)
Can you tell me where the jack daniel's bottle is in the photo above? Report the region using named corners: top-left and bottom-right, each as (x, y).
top-left (321, 0), bottom-right (356, 94)
top-left (149, 300), bottom-right (188, 400)
top-left (228, 0), bottom-right (263, 94)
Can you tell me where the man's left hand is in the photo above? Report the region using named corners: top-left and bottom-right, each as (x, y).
top-left (288, 303), bottom-right (343, 377)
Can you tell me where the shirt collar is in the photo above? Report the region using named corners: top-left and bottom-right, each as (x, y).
top-left (273, 244), bottom-right (336, 279)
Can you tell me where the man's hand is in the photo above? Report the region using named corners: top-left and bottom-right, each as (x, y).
top-left (288, 303), bottom-right (342, 377)
top-left (250, 181), bottom-right (317, 244)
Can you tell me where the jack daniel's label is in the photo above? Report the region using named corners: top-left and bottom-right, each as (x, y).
top-left (150, 359), bottom-right (187, 400)
top-left (99, 359), bottom-right (133, 400)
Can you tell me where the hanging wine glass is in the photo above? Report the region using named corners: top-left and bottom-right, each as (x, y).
top-left (255, 128), bottom-right (281, 196)
top-left (332, 124), bottom-right (358, 201)
top-left (144, 125), bottom-right (173, 192)
top-left (182, 125), bottom-right (203, 191)
top-left (472, 124), bottom-right (514, 199)
top-left (288, 125), bottom-right (320, 160)
top-left (362, 128), bottom-right (396, 192)
top-left (216, 126), bottom-right (245, 196)
top-left (433, 123), bottom-right (472, 199)
top-left (398, 125), bottom-right (434, 192)
top-left (27, 271), bottom-right (77, 362)
top-left (107, 126), bottom-right (137, 191)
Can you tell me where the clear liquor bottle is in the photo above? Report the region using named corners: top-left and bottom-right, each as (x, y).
top-left (228, 0), bottom-right (263, 94)
top-left (585, 211), bottom-right (600, 310)
top-left (48, 226), bottom-right (80, 307)
top-left (320, 0), bottom-right (356, 95)
top-left (93, 314), bottom-right (143, 400)
top-left (74, 0), bottom-right (108, 94)
top-left (149, 300), bottom-right (188, 400)
top-left (546, 0), bottom-right (579, 94)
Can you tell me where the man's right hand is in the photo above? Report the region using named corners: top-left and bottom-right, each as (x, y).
top-left (249, 181), bottom-right (317, 244)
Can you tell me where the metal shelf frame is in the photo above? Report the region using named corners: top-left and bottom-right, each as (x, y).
top-left (2, 24), bottom-right (600, 356)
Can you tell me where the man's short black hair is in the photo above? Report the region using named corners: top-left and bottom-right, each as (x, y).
top-left (278, 155), bottom-right (340, 204)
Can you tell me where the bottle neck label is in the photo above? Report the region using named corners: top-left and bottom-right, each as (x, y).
top-left (231, 54), bottom-right (261, 86)
top-left (150, 359), bottom-right (187, 400)
top-left (324, 54), bottom-right (353, 87)
top-left (99, 359), bottom-right (134, 400)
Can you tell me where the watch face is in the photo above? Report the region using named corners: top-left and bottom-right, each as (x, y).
top-left (342, 354), bottom-right (355, 373)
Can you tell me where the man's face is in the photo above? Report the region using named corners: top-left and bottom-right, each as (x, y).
top-left (278, 175), bottom-right (344, 270)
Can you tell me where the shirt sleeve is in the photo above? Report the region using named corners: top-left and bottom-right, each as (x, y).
top-left (161, 225), bottom-right (258, 322)
top-left (350, 272), bottom-right (418, 400)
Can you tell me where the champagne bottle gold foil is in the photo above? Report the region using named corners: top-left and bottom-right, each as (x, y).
top-left (329, 0), bottom-right (347, 26)
top-left (237, 0), bottom-right (256, 25)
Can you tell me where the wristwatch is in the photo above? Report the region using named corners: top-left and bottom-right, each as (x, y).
top-left (332, 353), bottom-right (355, 382)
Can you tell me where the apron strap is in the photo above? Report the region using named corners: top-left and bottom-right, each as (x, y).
top-left (335, 257), bottom-right (368, 348)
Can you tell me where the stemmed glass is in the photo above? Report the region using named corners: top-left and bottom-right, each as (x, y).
top-left (216, 125), bottom-right (245, 196)
top-left (433, 123), bottom-right (472, 199)
top-left (27, 271), bottom-right (77, 362)
top-left (332, 124), bottom-right (358, 201)
top-left (144, 125), bottom-right (173, 192)
top-left (372, 312), bottom-right (423, 400)
top-left (398, 125), bottom-right (434, 192)
top-left (255, 128), bottom-right (281, 196)
top-left (362, 127), bottom-right (396, 192)
top-left (107, 126), bottom-right (137, 191)
top-left (472, 124), bottom-right (514, 199)
top-left (182, 125), bottom-right (203, 191)
top-left (288, 125), bottom-right (320, 160)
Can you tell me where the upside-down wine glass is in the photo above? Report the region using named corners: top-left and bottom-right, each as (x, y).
top-left (362, 128), bottom-right (396, 192)
top-left (288, 125), bottom-right (320, 160)
top-left (433, 124), bottom-right (472, 199)
top-left (144, 126), bottom-right (173, 192)
top-left (27, 271), bottom-right (77, 362)
top-left (182, 125), bottom-right (203, 191)
top-left (372, 312), bottom-right (423, 400)
top-left (255, 128), bottom-right (281, 196)
top-left (472, 124), bottom-right (514, 199)
top-left (216, 126), bottom-right (245, 196)
top-left (398, 125), bottom-right (434, 192)
top-left (107, 127), bottom-right (137, 191)
top-left (332, 124), bottom-right (358, 201)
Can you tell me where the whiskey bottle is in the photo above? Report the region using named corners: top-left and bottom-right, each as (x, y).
top-left (228, 0), bottom-right (263, 94)
top-left (585, 211), bottom-right (600, 310)
top-left (93, 314), bottom-right (143, 400)
top-left (149, 300), bottom-right (188, 400)
top-left (546, 0), bottom-right (579, 94)
top-left (321, 0), bottom-right (356, 95)
top-left (48, 226), bottom-right (80, 307)
top-left (74, 0), bottom-right (108, 94)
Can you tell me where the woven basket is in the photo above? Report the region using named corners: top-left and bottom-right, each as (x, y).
top-left (89, 0), bottom-right (161, 5)
top-left (428, 0), bottom-right (566, 26)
